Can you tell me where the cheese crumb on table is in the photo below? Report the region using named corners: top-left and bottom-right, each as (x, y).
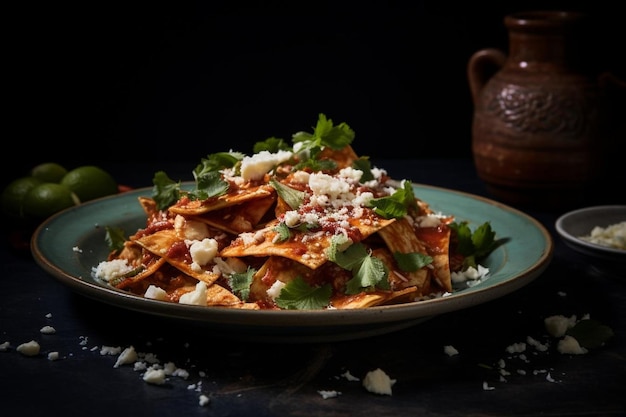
top-left (363, 368), bottom-right (396, 395)
top-left (16, 340), bottom-right (41, 356)
top-left (444, 345), bottom-right (459, 356)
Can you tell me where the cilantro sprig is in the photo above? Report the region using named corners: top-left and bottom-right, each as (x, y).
top-left (368, 180), bottom-right (419, 220)
top-left (449, 221), bottom-right (498, 270)
top-left (151, 152), bottom-right (241, 210)
top-left (275, 277), bottom-right (333, 310)
top-left (292, 113), bottom-right (355, 169)
top-left (327, 235), bottom-right (389, 294)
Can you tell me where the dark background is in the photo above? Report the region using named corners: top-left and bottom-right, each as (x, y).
top-left (5, 1), bottom-right (624, 184)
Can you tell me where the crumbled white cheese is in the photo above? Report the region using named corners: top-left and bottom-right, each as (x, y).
top-left (144, 285), bottom-right (169, 301)
top-left (240, 150), bottom-right (293, 181)
top-left (451, 265), bottom-right (490, 285)
top-left (92, 259), bottom-right (134, 282)
top-left (100, 345), bottom-right (122, 356)
top-left (40, 325), bottom-right (56, 334)
top-left (114, 345), bottom-right (138, 368)
top-left (341, 370), bottom-right (360, 381)
top-left (72, 246), bottom-right (82, 253)
top-left (16, 340), bottom-right (40, 356)
top-left (363, 368), bottom-right (396, 395)
top-left (482, 381), bottom-right (495, 391)
top-left (579, 221), bottom-right (626, 250)
top-left (266, 280), bottom-right (286, 300)
top-left (143, 367), bottom-right (167, 385)
top-left (557, 335), bottom-right (588, 355)
top-left (0, 341), bottom-right (10, 351)
top-left (175, 215), bottom-right (210, 240)
top-left (48, 351), bottom-right (60, 361)
top-left (505, 342), bottom-right (526, 354)
top-left (318, 390), bottom-right (341, 399)
top-left (444, 345), bottom-right (459, 356)
top-left (188, 238), bottom-right (219, 271)
top-left (544, 314), bottom-right (577, 338)
top-left (526, 336), bottom-right (549, 352)
top-left (179, 281), bottom-right (208, 306)
top-left (199, 394), bottom-right (210, 406)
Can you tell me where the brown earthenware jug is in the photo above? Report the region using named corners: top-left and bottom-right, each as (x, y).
top-left (468, 11), bottom-right (621, 209)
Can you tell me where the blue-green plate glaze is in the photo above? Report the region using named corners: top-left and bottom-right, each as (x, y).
top-left (31, 184), bottom-right (553, 342)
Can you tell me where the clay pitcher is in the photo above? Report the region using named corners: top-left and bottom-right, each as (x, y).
top-left (468, 11), bottom-right (614, 209)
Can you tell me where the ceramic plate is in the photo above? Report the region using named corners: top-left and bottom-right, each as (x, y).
top-left (31, 184), bottom-right (553, 343)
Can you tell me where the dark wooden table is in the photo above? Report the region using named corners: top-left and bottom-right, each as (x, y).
top-left (2, 158), bottom-right (624, 417)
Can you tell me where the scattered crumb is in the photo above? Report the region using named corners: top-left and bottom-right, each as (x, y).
top-left (363, 368), bottom-right (396, 396)
top-left (143, 368), bottom-right (167, 385)
top-left (444, 345), bottom-right (459, 356)
top-left (16, 340), bottom-right (40, 356)
top-left (557, 335), bottom-right (588, 355)
top-left (340, 370), bottom-right (360, 381)
top-left (318, 390), bottom-right (341, 399)
top-left (114, 346), bottom-right (138, 368)
top-left (199, 394), bottom-right (210, 406)
top-left (40, 325), bottom-right (56, 334)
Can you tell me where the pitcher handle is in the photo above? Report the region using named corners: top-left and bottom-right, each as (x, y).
top-left (467, 48), bottom-right (507, 105)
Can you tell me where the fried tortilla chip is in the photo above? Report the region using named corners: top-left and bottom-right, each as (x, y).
top-left (376, 218), bottom-right (431, 292)
top-left (168, 184), bottom-right (275, 215)
top-left (331, 286), bottom-right (418, 309)
top-left (220, 215), bottom-right (395, 269)
top-left (134, 229), bottom-right (221, 286)
top-left (190, 193), bottom-right (276, 234)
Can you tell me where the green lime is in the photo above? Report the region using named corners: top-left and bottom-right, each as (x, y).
top-left (22, 183), bottom-right (79, 220)
top-left (60, 165), bottom-right (118, 202)
top-left (1, 176), bottom-right (43, 219)
top-left (31, 162), bottom-right (68, 183)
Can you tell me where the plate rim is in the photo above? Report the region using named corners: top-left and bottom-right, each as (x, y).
top-left (31, 183), bottom-right (554, 336)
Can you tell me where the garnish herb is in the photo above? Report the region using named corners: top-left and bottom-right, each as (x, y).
top-left (105, 226), bottom-right (126, 253)
top-left (566, 319), bottom-right (614, 349)
top-left (449, 221), bottom-right (497, 270)
top-left (368, 180), bottom-right (418, 220)
top-left (327, 235), bottom-right (389, 294)
top-left (228, 267), bottom-right (255, 302)
top-left (275, 276), bottom-right (332, 310)
top-left (269, 179), bottom-right (304, 210)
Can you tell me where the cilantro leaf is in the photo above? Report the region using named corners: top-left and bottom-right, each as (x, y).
top-left (152, 171), bottom-right (181, 210)
top-left (228, 267), bottom-right (256, 302)
top-left (104, 226), bottom-right (126, 252)
top-left (449, 221), bottom-right (498, 269)
top-left (275, 276), bottom-right (332, 310)
top-left (368, 180), bottom-right (418, 220)
top-left (327, 237), bottom-right (389, 294)
top-left (291, 113), bottom-right (355, 162)
top-left (345, 255), bottom-right (389, 294)
top-left (566, 319), bottom-right (614, 349)
top-left (253, 137), bottom-right (291, 153)
top-left (190, 170), bottom-right (229, 201)
top-left (269, 178), bottom-right (304, 210)
top-left (273, 222), bottom-right (291, 242)
top-left (393, 251), bottom-right (433, 272)
top-left (195, 151), bottom-right (244, 174)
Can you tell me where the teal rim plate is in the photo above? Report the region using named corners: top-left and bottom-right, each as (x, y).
top-left (31, 184), bottom-right (553, 343)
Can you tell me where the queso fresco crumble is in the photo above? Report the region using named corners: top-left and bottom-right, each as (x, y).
top-left (579, 221), bottom-right (626, 250)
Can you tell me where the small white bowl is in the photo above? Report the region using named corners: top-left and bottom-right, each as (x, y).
top-left (555, 205), bottom-right (626, 277)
